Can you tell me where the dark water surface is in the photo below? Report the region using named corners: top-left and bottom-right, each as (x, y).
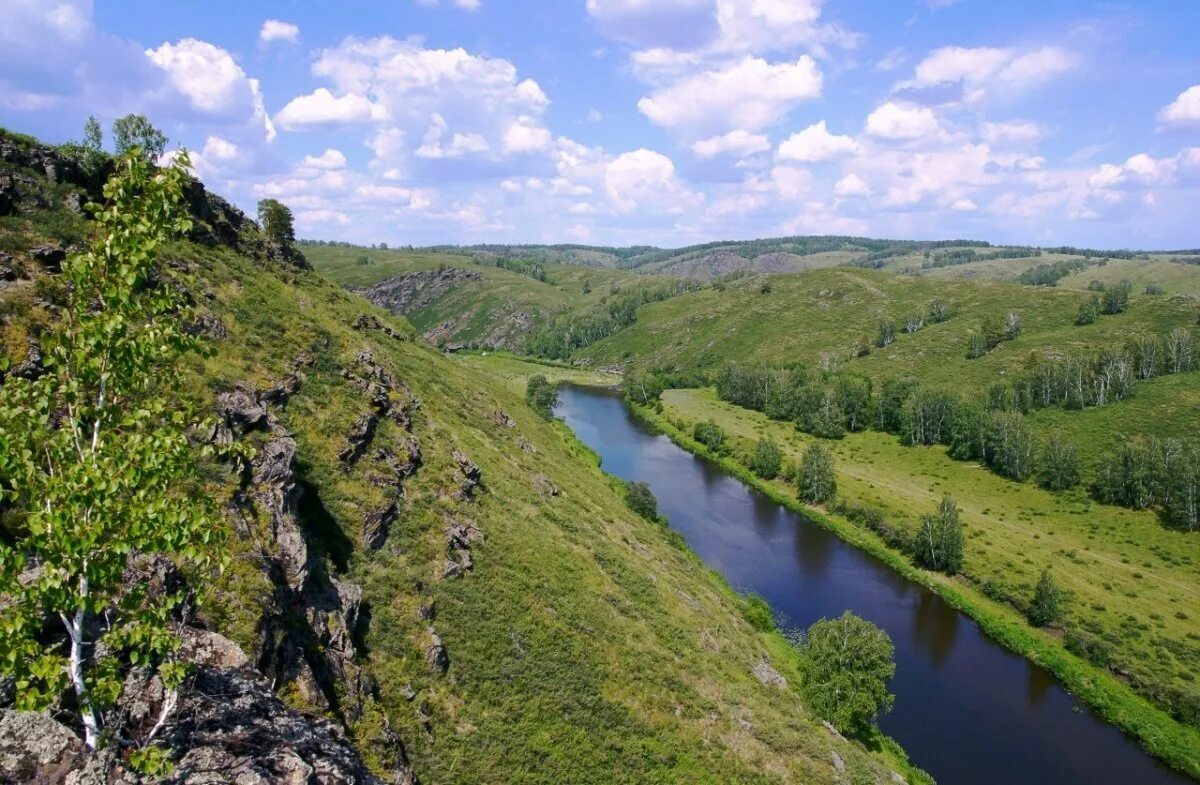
top-left (556, 386), bottom-right (1191, 785)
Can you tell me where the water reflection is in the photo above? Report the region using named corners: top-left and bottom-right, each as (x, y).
top-left (913, 591), bottom-right (959, 667)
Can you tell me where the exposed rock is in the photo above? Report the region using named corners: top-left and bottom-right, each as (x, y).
top-left (355, 268), bottom-right (483, 316)
top-left (177, 629), bottom-right (250, 669)
top-left (417, 601), bottom-right (435, 621)
top-left (446, 519), bottom-right (484, 551)
top-left (451, 450), bottom-right (482, 500)
top-left (10, 339), bottom-right (43, 381)
top-left (159, 665), bottom-right (388, 784)
top-left (29, 245), bottom-right (67, 273)
top-left (0, 710), bottom-right (86, 784)
top-left (890, 772), bottom-right (908, 784)
top-left (492, 409), bottom-right (516, 428)
top-left (338, 412), bottom-right (379, 465)
top-left (424, 628), bottom-right (449, 674)
top-left (751, 658), bottom-right (787, 690)
top-left (343, 350), bottom-right (418, 431)
top-left (260, 353), bottom-right (314, 408)
top-left (517, 436), bottom-right (536, 453)
top-left (831, 751), bottom-right (846, 774)
top-left (822, 720), bottom-right (847, 742)
top-left (364, 501), bottom-right (399, 550)
top-left (441, 551), bottom-right (473, 581)
top-left (250, 435), bottom-right (307, 591)
top-left (216, 385), bottom-right (269, 435)
top-left (353, 313), bottom-right (408, 342)
top-left (183, 311), bottom-right (227, 340)
top-left (532, 474), bottom-right (559, 499)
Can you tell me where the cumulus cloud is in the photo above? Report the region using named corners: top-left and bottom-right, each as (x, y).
top-left (275, 88), bottom-right (387, 130)
top-left (301, 149), bottom-right (348, 170)
top-left (259, 19), bottom-right (299, 45)
top-left (777, 121), bottom-right (858, 163)
top-left (502, 116), bottom-right (552, 154)
top-left (415, 114), bottom-right (490, 158)
top-left (638, 55), bottom-right (821, 136)
top-left (864, 102), bottom-right (942, 141)
top-left (834, 173), bottom-right (871, 197)
top-left (1158, 85), bottom-right (1200, 129)
top-left (604, 148), bottom-right (699, 212)
top-left (202, 136), bottom-right (239, 161)
top-left (896, 45), bottom-right (1080, 102)
top-left (586, 0), bottom-right (856, 55)
top-left (691, 130), bottom-right (771, 159)
top-left (144, 38), bottom-right (276, 140)
top-left (980, 120), bottom-right (1042, 145)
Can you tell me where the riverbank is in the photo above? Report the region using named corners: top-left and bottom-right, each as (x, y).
top-left (628, 397), bottom-right (1200, 781)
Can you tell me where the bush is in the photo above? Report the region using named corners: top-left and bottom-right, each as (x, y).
top-left (797, 612), bottom-right (895, 734)
top-left (1028, 569), bottom-right (1063, 627)
top-left (749, 436), bottom-right (783, 480)
top-left (525, 374), bottom-right (558, 419)
top-left (796, 443), bottom-right (836, 504)
top-left (692, 419), bottom-right (725, 453)
top-left (741, 593), bottom-right (775, 632)
top-left (913, 495), bottom-right (964, 574)
top-left (624, 481), bottom-right (660, 521)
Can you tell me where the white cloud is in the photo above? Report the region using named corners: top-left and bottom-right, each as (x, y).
top-left (415, 114), bottom-right (490, 159)
top-left (864, 102), bottom-right (942, 140)
top-left (586, 0), bottom-right (856, 55)
top-left (834, 173), bottom-right (871, 197)
top-left (202, 136), bottom-right (239, 161)
top-left (980, 120), bottom-right (1042, 145)
top-left (691, 129), bottom-right (770, 159)
top-left (777, 120), bottom-right (858, 163)
top-left (604, 148), bottom-right (699, 213)
top-left (259, 19), bottom-right (299, 45)
top-left (638, 55), bottom-right (821, 135)
top-left (302, 149), bottom-right (348, 170)
top-left (145, 37), bottom-right (275, 140)
top-left (770, 165), bottom-right (812, 199)
top-left (502, 116), bottom-right (552, 154)
top-left (897, 45), bottom-right (1079, 101)
top-left (416, 0), bottom-right (482, 9)
top-left (275, 87), bottom-right (387, 130)
top-left (1158, 85), bottom-right (1200, 129)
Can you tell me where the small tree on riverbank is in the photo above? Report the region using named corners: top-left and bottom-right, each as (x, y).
top-left (525, 374), bottom-right (558, 419)
top-left (913, 495), bottom-right (964, 574)
top-left (625, 481), bottom-right (659, 521)
top-left (797, 611), bottom-right (895, 734)
top-left (750, 436), bottom-right (783, 480)
top-left (797, 443), bottom-right (836, 504)
top-left (1028, 569), bottom-right (1063, 627)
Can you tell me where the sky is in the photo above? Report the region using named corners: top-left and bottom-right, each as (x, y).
top-left (1, 1), bottom-right (1198, 249)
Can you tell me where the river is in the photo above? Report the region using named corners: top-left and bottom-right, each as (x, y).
top-left (556, 385), bottom-right (1191, 785)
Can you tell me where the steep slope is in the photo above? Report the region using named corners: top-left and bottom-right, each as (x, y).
top-left (306, 245), bottom-right (653, 352)
top-left (0, 131), bottom-right (922, 783)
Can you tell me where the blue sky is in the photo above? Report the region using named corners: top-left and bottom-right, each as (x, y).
top-left (2, 1), bottom-right (1198, 249)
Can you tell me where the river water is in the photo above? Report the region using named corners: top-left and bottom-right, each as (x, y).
top-left (556, 385), bottom-right (1192, 785)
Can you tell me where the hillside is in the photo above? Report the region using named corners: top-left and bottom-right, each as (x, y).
top-left (0, 131), bottom-right (926, 782)
top-left (307, 244), bottom-right (659, 352)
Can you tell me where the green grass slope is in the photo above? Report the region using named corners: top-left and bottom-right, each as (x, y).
top-left (306, 245), bottom-right (656, 352)
top-left (578, 266), bottom-right (1199, 390)
top-left (0, 133), bottom-right (923, 784)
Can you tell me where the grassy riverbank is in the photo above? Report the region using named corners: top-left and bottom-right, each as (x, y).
top-left (631, 395), bottom-right (1200, 780)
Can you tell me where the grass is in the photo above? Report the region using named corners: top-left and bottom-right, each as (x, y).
top-left (450, 351), bottom-right (621, 395)
top-left (633, 394), bottom-right (1200, 780)
top-left (0, 142), bottom-right (928, 783)
top-left (306, 245), bottom-right (657, 351)
top-left (579, 266), bottom-right (1200, 390)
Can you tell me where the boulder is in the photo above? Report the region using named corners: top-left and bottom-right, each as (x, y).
top-left (216, 386), bottom-right (269, 434)
top-left (0, 710), bottom-right (86, 784)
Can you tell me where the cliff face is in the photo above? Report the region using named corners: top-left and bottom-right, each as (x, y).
top-left (0, 130), bottom-right (918, 785)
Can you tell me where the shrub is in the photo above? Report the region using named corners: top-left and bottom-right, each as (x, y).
top-left (692, 419), bottom-right (725, 453)
top-left (525, 374), bottom-right (559, 419)
top-left (749, 436), bottom-right (783, 480)
top-left (796, 443), bottom-right (837, 504)
top-left (624, 481), bottom-right (660, 521)
top-left (741, 593), bottom-right (775, 632)
top-left (1028, 569), bottom-right (1063, 627)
